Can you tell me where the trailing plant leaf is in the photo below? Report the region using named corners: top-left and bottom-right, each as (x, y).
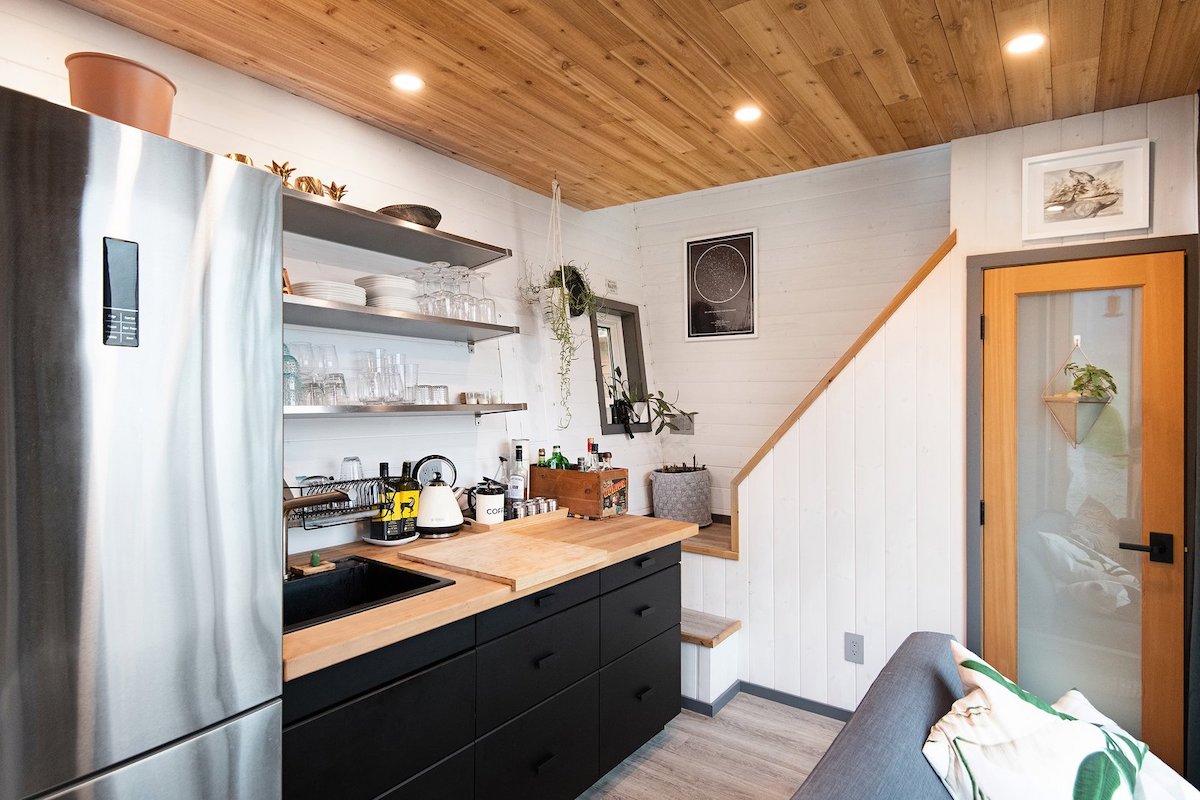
top-left (608, 365), bottom-right (695, 439)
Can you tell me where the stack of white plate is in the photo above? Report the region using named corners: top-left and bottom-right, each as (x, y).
top-left (291, 280), bottom-right (367, 305)
top-left (354, 274), bottom-right (421, 313)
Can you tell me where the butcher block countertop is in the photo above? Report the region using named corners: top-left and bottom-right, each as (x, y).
top-left (282, 514), bottom-right (698, 681)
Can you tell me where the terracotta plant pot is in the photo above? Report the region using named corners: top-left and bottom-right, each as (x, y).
top-left (64, 52), bottom-right (176, 136)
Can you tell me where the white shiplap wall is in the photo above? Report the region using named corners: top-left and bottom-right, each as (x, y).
top-left (632, 147), bottom-right (953, 517)
top-left (1, 0), bottom-right (664, 553)
top-left (678, 95), bottom-right (1197, 712)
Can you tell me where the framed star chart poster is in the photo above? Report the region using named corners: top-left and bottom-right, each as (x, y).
top-left (685, 229), bottom-right (757, 340)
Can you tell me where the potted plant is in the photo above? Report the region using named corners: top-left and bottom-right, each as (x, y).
top-left (606, 366), bottom-right (695, 439)
top-left (606, 368), bottom-right (708, 526)
top-left (1042, 361), bottom-right (1117, 447)
top-left (650, 457), bottom-right (711, 528)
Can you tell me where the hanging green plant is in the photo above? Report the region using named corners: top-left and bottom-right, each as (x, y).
top-left (607, 366), bottom-right (696, 439)
top-left (519, 180), bottom-right (604, 429)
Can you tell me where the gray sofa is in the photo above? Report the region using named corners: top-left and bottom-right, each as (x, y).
top-left (793, 631), bottom-right (960, 799)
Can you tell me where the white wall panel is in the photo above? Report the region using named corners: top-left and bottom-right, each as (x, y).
top-left (852, 336), bottom-right (887, 703)
top-left (633, 148), bottom-right (952, 516)
top-left (796, 395), bottom-right (829, 702)
top-left (771, 425), bottom-right (802, 696)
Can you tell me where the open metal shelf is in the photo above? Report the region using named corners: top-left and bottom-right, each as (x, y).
top-left (283, 294), bottom-right (519, 344)
top-left (284, 403), bottom-right (527, 420)
top-left (282, 188), bottom-right (511, 269)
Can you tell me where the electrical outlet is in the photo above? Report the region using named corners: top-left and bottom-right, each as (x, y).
top-left (605, 278), bottom-right (619, 295)
top-left (844, 632), bottom-right (864, 665)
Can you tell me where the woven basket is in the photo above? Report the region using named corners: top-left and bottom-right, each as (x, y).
top-left (650, 468), bottom-right (711, 527)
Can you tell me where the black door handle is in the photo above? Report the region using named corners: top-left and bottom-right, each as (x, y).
top-left (637, 556), bottom-right (657, 569)
top-left (636, 686), bottom-right (655, 701)
top-left (535, 592), bottom-right (557, 608)
top-left (1119, 532), bottom-right (1173, 564)
top-left (535, 652), bottom-right (559, 669)
top-left (637, 605), bottom-right (655, 618)
top-left (534, 753), bottom-right (557, 774)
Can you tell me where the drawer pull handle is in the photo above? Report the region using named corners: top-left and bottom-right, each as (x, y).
top-left (637, 605), bottom-right (656, 618)
top-left (636, 686), bottom-right (655, 701)
top-left (535, 592), bottom-right (557, 608)
top-left (637, 556), bottom-right (657, 569)
top-left (534, 753), bottom-right (558, 774)
top-left (535, 652), bottom-right (559, 669)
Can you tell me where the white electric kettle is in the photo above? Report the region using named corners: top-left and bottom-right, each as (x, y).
top-left (415, 471), bottom-right (464, 538)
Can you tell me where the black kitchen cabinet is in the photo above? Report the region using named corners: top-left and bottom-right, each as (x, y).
top-left (476, 675), bottom-right (600, 800)
top-left (282, 650), bottom-right (475, 800)
top-left (600, 564), bottom-right (681, 663)
top-left (599, 625), bottom-right (682, 774)
top-left (476, 598), bottom-right (599, 736)
top-left (282, 544), bottom-right (682, 800)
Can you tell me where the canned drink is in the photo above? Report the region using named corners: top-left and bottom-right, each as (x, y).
top-left (513, 501), bottom-right (527, 519)
top-left (546, 498), bottom-right (558, 512)
top-left (534, 498), bottom-right (548, 515)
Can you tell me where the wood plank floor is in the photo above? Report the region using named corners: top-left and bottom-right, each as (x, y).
top-left (580, 694), bottom-right (843, 799)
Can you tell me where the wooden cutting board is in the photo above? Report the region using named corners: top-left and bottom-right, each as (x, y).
top-left (399, 531), bottom-right (606, 591)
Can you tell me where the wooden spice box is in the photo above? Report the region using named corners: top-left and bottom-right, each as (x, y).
top-left (529, 466), bottom-right (629, 519)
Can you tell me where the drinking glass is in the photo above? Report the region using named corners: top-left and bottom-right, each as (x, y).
top-left (414, 384), bottom-right (434, 405)
top-left (338, 456), bottom-right (364, 505)
top-left (290, 342), bottom-right (315, 380)
top-left (476, 273), bottom-right (497, 324)
top-left (385, 354), bottom-right (407, 403)
top-left (432, 385), bottom-right (450, 405)
top-left (401, 362), bottom-right (419, 404)
top-left (432, 269), bottom-right (454, 317)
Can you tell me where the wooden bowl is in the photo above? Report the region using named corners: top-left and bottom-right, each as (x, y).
top-left (376, 204), bottom-right (442, 228)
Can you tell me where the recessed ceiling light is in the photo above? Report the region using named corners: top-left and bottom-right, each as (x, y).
top-left (734, 105), bottom-right (762, 122)
top-left (390, 72), bottom-right (425, 92)
top-left (1005, 33), bottom-right (1046, 54)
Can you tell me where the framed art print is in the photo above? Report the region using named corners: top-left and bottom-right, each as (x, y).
top-left (685, 229), bottom-right (757, 340)
top-left (1022, 139), bottom-right (1151, 240)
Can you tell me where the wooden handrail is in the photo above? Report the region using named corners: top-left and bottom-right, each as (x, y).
top-left (726, 229), bottom-right (958, 557)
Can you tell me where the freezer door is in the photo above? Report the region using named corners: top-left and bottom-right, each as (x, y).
top-left (41, 701), bottom-right (282, 800)
top-left (0, 88), bottom-right (282, 798)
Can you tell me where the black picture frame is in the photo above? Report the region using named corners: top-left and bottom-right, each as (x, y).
top-left (686, 229), bottom-right (757, 340)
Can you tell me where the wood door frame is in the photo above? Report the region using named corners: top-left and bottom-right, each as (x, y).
top-left (964, 234), bottom-right (1199, 766)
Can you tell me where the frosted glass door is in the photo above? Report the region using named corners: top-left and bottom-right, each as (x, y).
top-left (981, 252), bottom-right (1185, 770)
top-left (1015, 289), bottom-right (1142, 734)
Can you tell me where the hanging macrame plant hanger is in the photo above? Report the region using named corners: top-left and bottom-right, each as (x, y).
top-left (1041, 335), bottom-right (1112, 448)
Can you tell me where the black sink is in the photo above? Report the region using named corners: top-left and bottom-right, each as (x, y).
top-left (283, 556), bottom-right (455, 633)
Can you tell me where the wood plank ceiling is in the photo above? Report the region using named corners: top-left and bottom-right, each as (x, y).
top-left (66, 0), bottom-right (1200, 209)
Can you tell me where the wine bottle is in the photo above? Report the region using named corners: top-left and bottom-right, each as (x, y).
top-left (391, 461), bottom-right (421, 538)
top-left (537, 447), bottom-right (547, 467)
top-left (508, 445), bottom-right (528, 501)
top-left (549, 444), bottom-right (569, 469)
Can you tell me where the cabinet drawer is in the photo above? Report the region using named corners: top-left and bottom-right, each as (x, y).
top-left (599, 542), bottom-right (680, 593)
top-left (476, 571), bottom-right (598, 644)
top-left (476, 674), bottom-right (599, 800)
top-left (476, 598), bottom-right (599, 736)
top-left (283, 618), bottom-right (473, 725)
top-left (378, 745), bottom-right (473, 800)
top-left (600, 564), bottom-right (680, 664)
top-left (283, 650), bottom-right (474, 800)
top-left (599, 625), bottom-right (681, 775)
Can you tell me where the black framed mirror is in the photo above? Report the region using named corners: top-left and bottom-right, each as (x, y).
top-left (590, 299), bottom-right (651, 436)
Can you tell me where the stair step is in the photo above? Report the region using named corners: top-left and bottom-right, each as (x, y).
top-left (681, 608), bottom-right (741, 648)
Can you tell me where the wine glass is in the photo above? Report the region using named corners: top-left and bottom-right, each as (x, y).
top-left (413, 267), bottom-right (433, 315)
top-left (476, 273), bottom-right (496, 324)
top-left (289, 342), bottom-right (322, 405)
top-left (451, 266), bottom-right (476, 321)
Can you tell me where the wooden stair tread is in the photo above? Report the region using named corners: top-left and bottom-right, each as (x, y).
top-left (681, 608), bottom-right (741, 648)
top-left (682, 521), bottom-right (737, 560)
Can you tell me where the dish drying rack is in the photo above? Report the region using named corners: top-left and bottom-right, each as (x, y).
top-left (286, 477), bottom-right (393, 530)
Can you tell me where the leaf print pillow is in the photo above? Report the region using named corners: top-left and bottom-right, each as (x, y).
top-left (923, 641), bottom-right (1147, 799)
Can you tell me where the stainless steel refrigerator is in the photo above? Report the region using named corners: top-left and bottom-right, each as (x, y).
top-left (0, 86), bottom-right (282, 799)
